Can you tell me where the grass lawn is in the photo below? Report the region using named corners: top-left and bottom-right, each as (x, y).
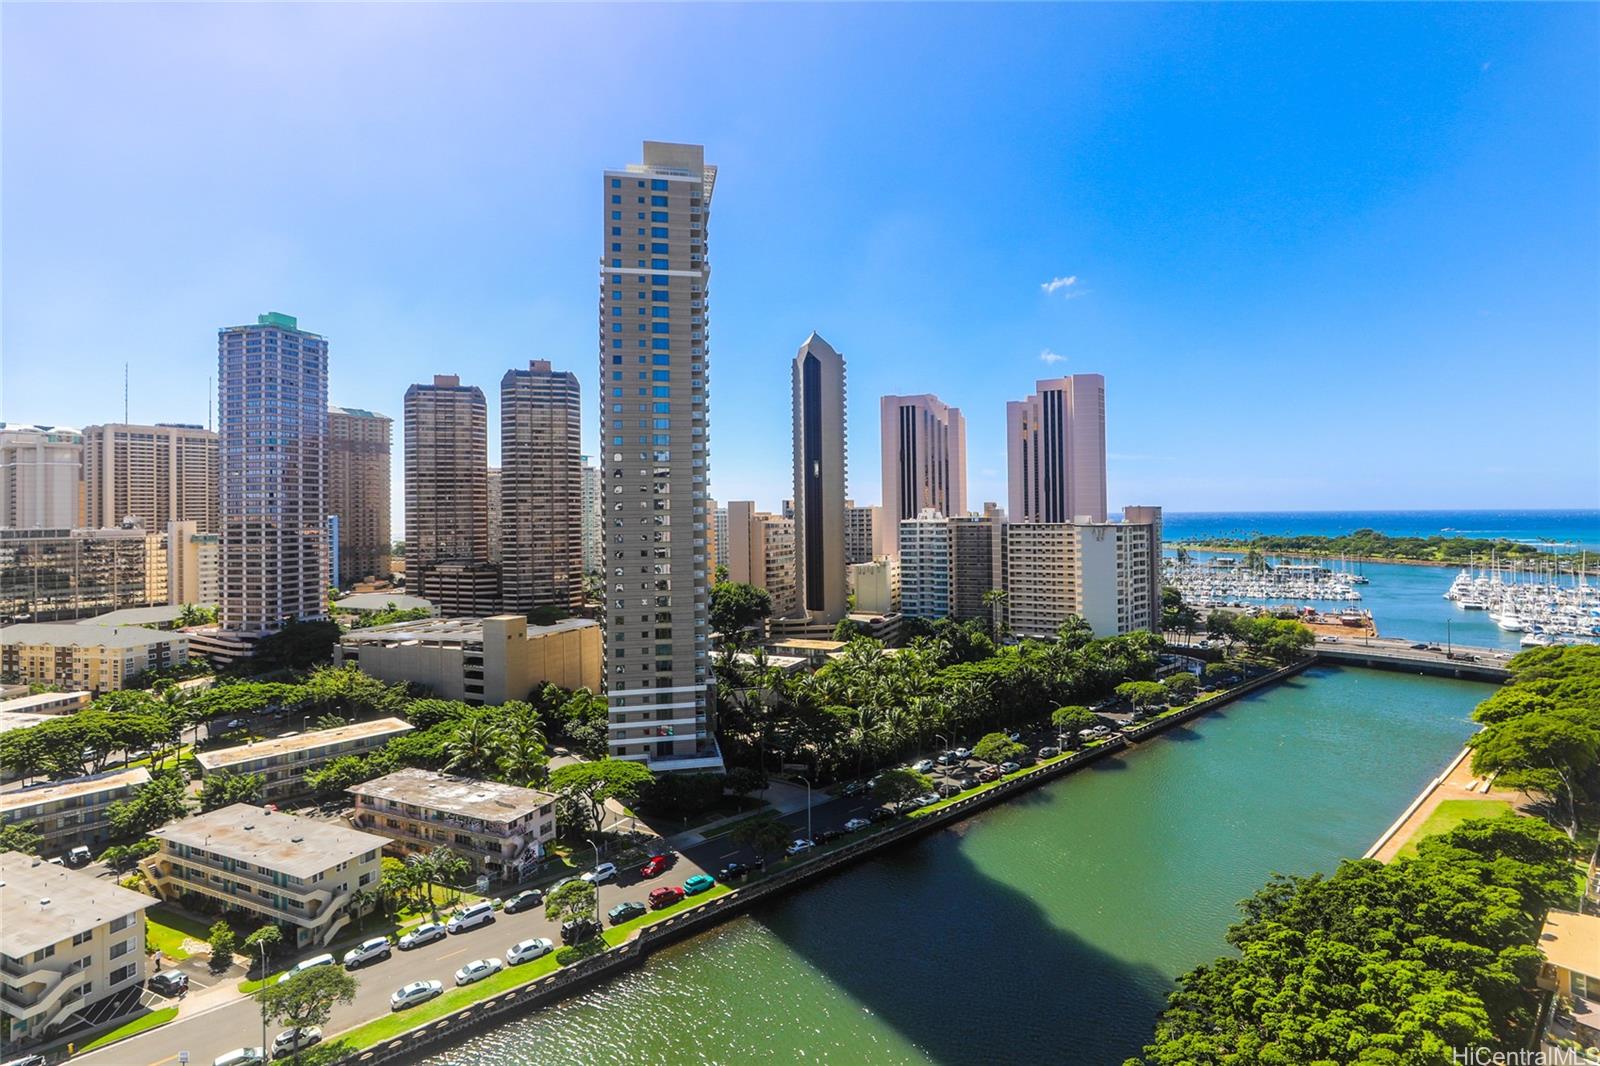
top-left (1395, 798), bottom-right (1515, 858)
top-left (335, 952), bottom-right (563, 1048)
top-left (692, 808), bottom-right (776, 842)
top-left (145, 904), bottom-right (229, 961)
top-left (77, 1007), bottom-right (178, 1053)
top-left (908, 740), bottom-right (1114, 820)
top-left (602, 882), bottom-right (732, 945)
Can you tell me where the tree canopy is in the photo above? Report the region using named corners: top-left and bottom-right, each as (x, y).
top-left (709, 581), bottom-right (773, 644)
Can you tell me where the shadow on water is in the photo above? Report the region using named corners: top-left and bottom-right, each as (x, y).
top-left (751, 830), bottom-right (1174, 1066)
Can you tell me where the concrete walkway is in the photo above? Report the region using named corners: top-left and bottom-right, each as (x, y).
top-left (667, 779), bottom-right (816, 849)
top-left (1366, 746), bottom-right (1507, 862)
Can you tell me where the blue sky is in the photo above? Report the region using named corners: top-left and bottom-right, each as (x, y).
top-left (3, 3), bottom-right (1596, 529)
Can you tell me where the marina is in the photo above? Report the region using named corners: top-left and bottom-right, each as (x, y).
top-left (1163, 554), bottom-right (1366, 605)
top-left (1443, 557), bottom-right (1600, 646)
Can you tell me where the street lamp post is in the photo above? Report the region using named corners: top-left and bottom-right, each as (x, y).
top-left (588, 838), bottom-right (602, 926)
top-left (798, 777), bottom-right (813, 842)
top-left (257, 940), bottom-right (269, 1054)
top-left (935, 734), bottom-right (952, 797)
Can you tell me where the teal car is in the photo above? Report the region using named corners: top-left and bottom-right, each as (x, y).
top-left (682, 874), bottom-right (716, 895)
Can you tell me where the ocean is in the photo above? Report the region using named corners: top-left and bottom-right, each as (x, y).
top-left (1158, 509), bottom-right (1600, 551)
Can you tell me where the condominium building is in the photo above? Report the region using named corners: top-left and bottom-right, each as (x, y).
top-left (0, 852), bottom-right (154, 1043)
top-left (0, 521), bottom-right (168, 622)
top-left (348, 768), bottom-right (558, 880)
top-left (581, 457), bottom-right (602, 574)
top-left (141, 805), bottom-right (388, 948)
top-left (0, 424), bottom-right (82, 530)
top-left (82, 423), bottom-right (217, 533)
top-left (600, 141), bottom-right (722, 772)
top-left (1004, 508), bottom-right (1162, 638)
top-left (849, 557), bottom-right (900, 616)
top-left (880, 395), bottom-right (966, 548)
top-left (950, 504), bottom-right (1007, 624)
top-left (844, 501), bottom-right (895, 565)
top-left (166, 520), bottom-right (219, 607)
top-left (193, 718), bottom-right (414, 799)
top-left (0, 769), bottom-right (151, 855)
top-left (334, 615), bottom-right (601, 705)
top-left (500, 360), bottom-right (583, 612)
top-left (485, 467), bottom-right (502, 566)
top-left (327, 406), bottom-right (393, 586)
top-left (1007, 374), bottom-right (1107, 523)
top-left (712, 503), bottom-right (728, 574)
top-left (791, 333), bottom-right (848, 624)
top-left (724, 502), bottom-right (797, 619)
top-left (404, 375), bottom-right (498, 616)
top-left (0, 624), bottom-right (187, 694)
top-left (899, 509), bottom-right (953, 621)
top-left (217, 312), bottom-right (329, 635)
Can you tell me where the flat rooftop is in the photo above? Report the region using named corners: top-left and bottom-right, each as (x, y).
top-left (348, 768), bottom-right (554, 821)
top-left (0, 713), bottom-right (60, 735)
top-left (338, 615), bottom-right (597, 647)
top-left (194, 717), bottom-right (413, 771)
top-left (0, 768), bottom-right (151, 813)
top-left (0, 691), bottom-right (91, 715)
top-left (1539, 909), bottom-right (1600, 978)
top-left (0, 851), bottom-right (155, 958)
top-left (74, 605), bottom-right (190, 629)
top-left (149, 804), bottom-right (390, 878)
top-left (333, 592), bottom-right (434, 614)
top-left (771, 638), bottom-right (847, 652)
top-left (1, 623), bottom-right (186, 650)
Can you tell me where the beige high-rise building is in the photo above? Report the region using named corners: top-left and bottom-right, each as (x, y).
top-left (791, 333), bottom-right (848, 624)
top-left (600, 141), bottom-right (722, 772)
top-left (82, 422), bottom-right (217, 534)
top-left (327, 406), bottom-right (392, 586)
top-left (950, 504), bottom-right (1007, 624)
top-left (849, 558), bottom-right (899, 616)
top-left (404, 375), bottom-right (498, 616)
top-left (166, 519), bottom-right (219, 606)
top-left (500, 360), bottom-right (583, 612)
top-left (725, 501), bottom-right (797, 619)
top-left (0, 424), bottom-right (82, 530)
top-left (880, 395), bottom-right (966, 548)
top-left (486, 467), bottom-right (502, 565)
top-left (580, 458), bottom-right (602, 574)
top-left (1007, 374), bottom-right (1107, 524)
top-left (844, 501), bottom-right (895, 564)
top-left (1004, 507), bottom-right (1161, 638)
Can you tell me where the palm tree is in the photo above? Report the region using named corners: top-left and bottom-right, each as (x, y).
top-left (498, 725), bottom-right (548, 787)
top-left (444, 714), bottom-right (497, 776)
top-left (347, 886), bottom-right (377, 931)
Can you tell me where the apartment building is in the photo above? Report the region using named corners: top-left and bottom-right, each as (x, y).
top-left (0, 769), bottom-right (150, 855)
top-left (879, 395), bottom-right (966, 547)
top-left (404, 375), bottom-right (498, 615)
top-left (844, 501), bottom-right (895, 565)
top-left (949, 505), bottom-right (1006, 625)
top-left (1006, 374), bottom-right (1108, 524)
top-left (0, 852), bottom-right (154, 1043)
top-left (485, 467), bottom-right (502, 566)
top-left (141, 805), bottom-right (388, 948)
top-left (327, 406), bottom-right (393, 586)
top-left (193, 718), bottom-right (414, 799)
top-left (500, 360), bottom-right (583, 612)
top-left (348, 768), bottom-right (557, 880)
top-left (166, 519), bottom-right (219, 607)
top-left (724, 501), bottom-right (797, 618)
top-left (898, 509), bottom-right (952, 621)
top-left (0, 424), bottom-right (82, 530)
top-left (581, 458), bottom-right (602, 574)
top-left (791, 333), bottom-right (848, 624)
top-left (0, 625), bottom-right (188, 694)
top-left (1004, 510), bottom-right (1161, 638)
top-left (334, 615), bottom-right (600, 705)
top-left (848, 558), bottom-right (899, 616)
top-left (0, 691), bottom-right (91, 717)
top-left (82, 422), bottom-right (217, 533)
top-left (0, 521), bottom-right (168, 622)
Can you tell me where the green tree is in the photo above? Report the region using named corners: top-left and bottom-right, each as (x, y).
top-left (0, 821), bottom-right (44, 856)
top-left (832, 617), bottom-right (867, 641)
top-left (1203, 661), bottom-right (1240, 686)
top-left (207, 920), bottom-right (236, 969)
top-left (301, 663), bottom-right (407, 719)
top-left (98, 837), bottom-right (159, 872)
top-left (242, 924), bottom-right (284, 969)
top-left (1161, 673), bottom-right (1200, 702)
top-left (495, 702), bottom-right (549, 786)
top-left (972, 731), bottom-right (1025, 765)
top-left (730, 815), bottom-right (796, 864)
top-left (869, 767), bottom-right (933, 809)
top-left (257, 967), bottom-right (358, 1065)
top-left (1469, 710), bottom-right (1598, 838)
top-left (1116, 680), bottom-right (1167, 713)
top-left (198, 769), bottom-right (264, 811)
top-left (175, 603), bottom-right (219, 628)
top-left (107, 770), bottom-right (190, 838)
top-left (245, 620), bottom-right (341, 673)
top-left (548, 759), bottom-right (655, 832)
top-left (444, 713), bottom-right (500, 777)
top-left (1050, 705), bottom-right (1098, 746)
top-left (544, 877), bottom-right (598, 925)
top-left (709, 581), bottom-right (773, 645)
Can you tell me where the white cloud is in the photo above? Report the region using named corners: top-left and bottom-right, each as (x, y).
top-left (1040, 275), bottom-right (1078, 295)
top-left (1039, 348), bottom-right (1065, 365)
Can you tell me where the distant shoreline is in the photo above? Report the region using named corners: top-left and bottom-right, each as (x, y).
top-left (1173, 543), bottom-right (1597, 575)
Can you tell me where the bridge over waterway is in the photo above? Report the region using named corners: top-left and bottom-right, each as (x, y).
top-left (1312, 637), bottom-right (1511, 682)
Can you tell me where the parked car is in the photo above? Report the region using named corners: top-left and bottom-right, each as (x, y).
top-left (813, 828), bottom-right (843, 844)
top-left (639, 854), bottom-right (672, 878)
top-left (398, 923), bottom-right (446, 950)
top-left (935, 752), bottom-right (959, 766)
top-left (911, 759), bottom-right (935, 773)
top-left (65, 845), bottom-right (91, 867)
top-left (213, 1048), bottom-right (266, 1066)
top-left (561, 917), bottom-right (601, 945)
top-left (271, 1027), bottom-right (322, 1059)
top-left (454, 957), bottom-right (504, 986)
top-left (955, 747), bottom-right (972, 759)
top-left (976, 766), bottom-right (1001, 782)
top-left (389, 980), bottom-right (443, 1011)
top-left (914, 792), bottom-right (941, 807)
top-left (867, 807), bottom-right (896, 823)
top-left (682, 874), bottom-right (717, 895)
top-left (607, 900), bottom-right (648, 924)
top-left (718, 861), bottom-right (751, 880)
top-left (147, 970), bottom-right (189, 996)
top-left (840, 781), bottom-right (866, 797)
top-left (507, 937), bottom-right (554, 965)
top-left (342, 937), bottom-right (392, 969)
top-left (843, 817), bottom-right (871, 833)
top-left (649, 885), bottom-right (685, 909)
top-left (582, 862), bottom-right (618, 884)
top-left (446, 901), bottom-right (495, 933)
top-left (1038, 746), bottom-right (1061, 759)
top-left (2, 1056), bottom-right (48, 1066)
top-left (1410, 642), bottom-right (1430, 650)
top-left (278, 953), bottom-right (335, 983)
top-left (785, 839), bottom-right (815, 856)
top-left (998, 761), bottom-right (1021, 774)
top-left (502, 889), bottom-right (543, 914)
top-left (955, 775), bottom-right (978, 790)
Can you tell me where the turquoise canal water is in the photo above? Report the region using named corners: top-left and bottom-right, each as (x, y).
top-left (416, 666), bottom-right (1492, 1066)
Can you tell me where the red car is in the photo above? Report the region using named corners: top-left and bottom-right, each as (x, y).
top-left (639, 854), bottom-right (671, 879)
top-left (648, 885), bottom-right (684, 909)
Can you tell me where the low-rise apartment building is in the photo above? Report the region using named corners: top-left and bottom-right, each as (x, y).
top-left (0, 851), bottom-right (154, 1044)
top-left (333, 615), bottom-right (600, 705)
top-left (0, 769), bottom-right (151, 856)
top-left (348, 768), bottom-right (556, 881)
top-left (193, 718), bottom-right (413, 799)
top-left (0, 691), bottom-right (91, 716)
top-left (141, 804), bottom-right (388, 948)
top-left (0, 624), bottom-right (188, 694)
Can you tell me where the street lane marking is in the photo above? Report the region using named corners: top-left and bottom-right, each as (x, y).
top-left (438, 948), bottom-right (467, 961)
top-left (145, 1056), bottom-right (178, 1066)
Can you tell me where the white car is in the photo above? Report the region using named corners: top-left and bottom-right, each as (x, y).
top-left (454, 957), bottom-right (504, 986)
top-left (277, 953), bottom-right (334, 984)
top-left (911, 759), bottom-right (935, 773)
top-left (213, 1049), bottom-right (266, 1066)
top-left (581, 862), bottom-right (618, 884)
top-left (507, 937), bottom-right (555, 965)
top-left (954, 748), bottom-right (972, 759)
top-left (389, 980), bottom-right (443, 1011)
top-left (785, 839), bottom-right (815, 856)
top-left (271, 1026), bottom-right (321, 1058)
top-left (398, 922), bottom-right (446, 949)
top-left (342, 937), bottom-right (391, 969)
top-left (843, 817), bottom-right (871, 832)
top-left (914, 792), bottom-right (941, 807)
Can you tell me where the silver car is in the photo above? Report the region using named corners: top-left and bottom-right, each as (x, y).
top-left (389, 979), bottom-right (443, 1011)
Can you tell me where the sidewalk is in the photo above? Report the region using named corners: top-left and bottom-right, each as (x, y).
top-left (667, 780), bottom-right (815, 849)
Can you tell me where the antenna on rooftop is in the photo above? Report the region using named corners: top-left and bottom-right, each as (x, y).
top-left (124, 363), bottom-right (129, 424)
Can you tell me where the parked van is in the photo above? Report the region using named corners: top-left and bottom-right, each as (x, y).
top-left (278, 953), bottom-right (335, 983)
top-left (446, 901), bottom-right (495, 934)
